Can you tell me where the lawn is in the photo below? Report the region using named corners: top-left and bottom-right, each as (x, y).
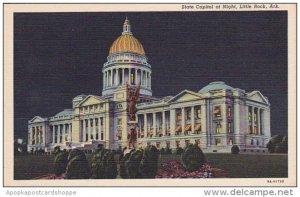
top-left (14, 153), bottom-right (288, 180)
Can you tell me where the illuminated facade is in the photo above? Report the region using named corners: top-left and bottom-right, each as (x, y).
top-left (28, 18), bottom-right (271, 153)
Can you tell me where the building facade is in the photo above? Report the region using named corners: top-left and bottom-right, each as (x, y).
top-left (28, 18), bottom-right (271, 153)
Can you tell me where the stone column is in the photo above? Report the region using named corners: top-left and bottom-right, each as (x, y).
top-left (200, 104), bottom-right (206, 134)
top-left (34, 126), bottom-right (37, 144)
top-left (58, 125), bottom-right (60, 143)
top-left (106, 71), bottom-right (109, 87)
top-left (170, 109), bottom-right (176, 136)
top-left (181, 108), bottom-right (185, 135)
top-left (62, 124), bottom-right (65, 143)
top-left (141, 70), bottom-right (144, 86)
top-left (110, 70), bottom-right (113, 86)
top-left (191, 106), bottom-right (195, 134)
top-left (83, 120), bottom-right (86, 142)
top-left (145, 71), bottom-right (148, 88)
top-left (93, 118), bottom-right (96, 140)
top-left (153, 112), bottom-right (156, 135)
top-left (122, 68), bottom-right (125, 85)
top-left (258, 108), bottom-right (261, 135)
top-left (144, 114), bottom-right (147, 137)
top-left (52, 126), bottom-right (55, 143)
top-left (251, 106), bottom-right (254, 134)
top-left (103, 116), bottom-right (106, 143)
top-left (260, 109), bottom-right (264, 135)
top-left (135, 69), bottom-right (138, 85)
top-left (98, 117), bottom-right (101, 140)
top-left (149, 73), bottom-right (151, 89)
top-left (162, 111), bottom-right (166, 136)
top-left (115, 68), bottom-right (119, 85)
top-left (103, 72), bottom-right (106, 88)
top-left (109, 70), bottom-right (112, 86)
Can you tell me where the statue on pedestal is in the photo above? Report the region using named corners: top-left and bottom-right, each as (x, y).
top-left (126, 83), bottom-right (140, 121)
top-left (126, 83), bottom-right (141, 148)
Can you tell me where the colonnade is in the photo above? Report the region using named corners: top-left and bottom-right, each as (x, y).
top-left (103, 67), bottom-right (151, 89)
top-left (51, 123), bottom-right (72, 144)
top-left (81, 117), bottom-right (105, 142)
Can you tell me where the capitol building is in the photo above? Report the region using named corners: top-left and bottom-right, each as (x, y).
top-left (27, 18), bottom-right (271, 153)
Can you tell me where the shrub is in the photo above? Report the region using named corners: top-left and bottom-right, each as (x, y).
top-left (119, 149), bottom-right (134, 179)
top-left (181, 143), bottom-right (206, 172)
top-left (90, 149), bottom-right (117, 179)
top-left (54, 146), bottom-right (61, 154)
top-left (119, 145), bottom-right (159, 179)
top-left (53, 150), bottom-right (69, 176)
top-left (267, 135), bottom-right (288, 153)
top-left (65, 149), bottom-right (90, 179)
top-left (126, 149), bottom-right (143, 178)
top-left (160, 148), bottom-right (165, 155)
top-left (68, 149), bottom-right (86, 161)
top-left (231, 145), bottom-right (240, 154)
top-left (139, 145), bottom-right (159, 178)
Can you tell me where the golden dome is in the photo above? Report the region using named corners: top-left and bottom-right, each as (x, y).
top-left (109, 18), bottom-right (145, 56)
top-left (109, 34), bottom-right (145, 55)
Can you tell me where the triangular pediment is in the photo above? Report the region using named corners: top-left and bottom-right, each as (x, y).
top-left (246, 91), bottom-right (270, 105)
top-left (168, 90), bottom-right (201, 103)
top-left (29, 116), bottom-right (45, 123)
top-left (77, 95), bottom-right (106, 107)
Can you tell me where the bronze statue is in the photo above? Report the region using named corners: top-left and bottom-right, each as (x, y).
top-left (126, 83), bottom-right (141, 121)
top-left (126, 83), bottom-right (140, 148)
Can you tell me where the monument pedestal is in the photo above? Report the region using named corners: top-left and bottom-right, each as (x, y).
top-left (127, 120), bottom-right (138, 149)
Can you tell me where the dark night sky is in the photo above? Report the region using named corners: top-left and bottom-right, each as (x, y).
top-left (14, 12), bottom-right (287, 141)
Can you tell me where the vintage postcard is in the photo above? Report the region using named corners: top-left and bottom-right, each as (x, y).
top-left (3, 3), bottom-right (296, 187)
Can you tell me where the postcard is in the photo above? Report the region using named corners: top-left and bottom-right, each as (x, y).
top-left (3, 3), bottom-right (296, 187)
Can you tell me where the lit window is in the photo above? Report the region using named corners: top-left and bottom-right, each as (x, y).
top-left (216, 139), bottom-right (221, 146)
top-left (214, 106), bottom-right (221, 118)
top-left (254, 126), bottom-right (258, 135)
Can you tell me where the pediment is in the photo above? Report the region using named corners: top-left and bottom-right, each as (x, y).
top-left (168, 90), bottom-right (201, 103)
top-left (77, 95), bottom-right (106, 107)
top-left (29, 116), bottom-right (45, 123)
top-left (246, 91), bottom-right (270, 105)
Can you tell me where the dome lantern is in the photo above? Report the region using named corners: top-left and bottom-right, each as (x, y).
top-left (122, 17), bottom-right (132, 35)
